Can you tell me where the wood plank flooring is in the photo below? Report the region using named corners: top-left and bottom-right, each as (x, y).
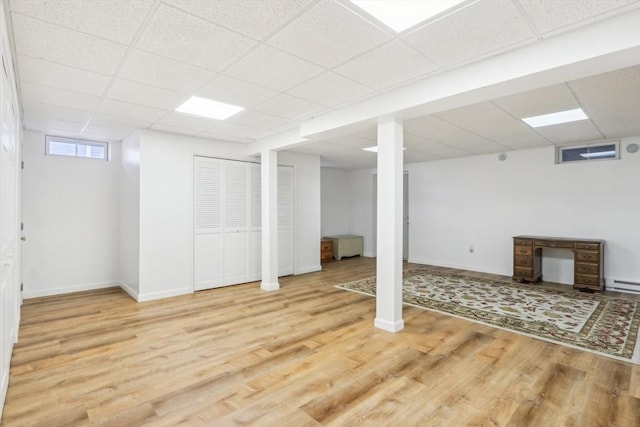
top-left (2, 257), bottom-right (639, 426)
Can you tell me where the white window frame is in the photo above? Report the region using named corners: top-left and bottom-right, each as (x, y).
top-left (555, 140), bottom-right (620, 164)
top-left (45, 135), bottom-right (110, 161)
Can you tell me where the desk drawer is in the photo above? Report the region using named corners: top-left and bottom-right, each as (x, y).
top-left (514, 267), bottom-right (533, 278)
top-left (576, 242), bottom-right (600, 250)
top-left (576, 251), bottom-right (599, 262)
top-left (534, 240), bottom-right (574, 249)
top-left (575, 274), bottom-right (601, 288)
top-left (514, 238), bottom-right (532, 246)
top-left (514, 246), bottom-right (532, 256)
top-left (514, 256), bottom-right (532, 267)
top-left (576, 262), bottom-right (598, 275)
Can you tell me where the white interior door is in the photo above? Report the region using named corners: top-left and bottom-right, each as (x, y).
top-left (0, 46), bottom-right (20, 415)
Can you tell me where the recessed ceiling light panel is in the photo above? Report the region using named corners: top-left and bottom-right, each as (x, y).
top-left (175, 96), bottom-right (244, 120)
top-left (350, 0), bottom-right (467, 33)
top-left (521, 108), bottom-right (588, 128)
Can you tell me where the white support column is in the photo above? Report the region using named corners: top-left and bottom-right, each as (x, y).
top-left (260, 149), bottom-right (279, 291)
top-left (375, 115), bottom-right (404, 332)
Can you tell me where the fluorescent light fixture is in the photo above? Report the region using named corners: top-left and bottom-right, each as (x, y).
top-left (521, 108), bottom-right (588, 128)
top-left (363, 146), bottom-right (406, 153)
top-left (579, 150), bottom-right (616, 159)
top-left (175, 96), bottom-right (244, 120)
top-left (350, 0), bottom-right (466, 32)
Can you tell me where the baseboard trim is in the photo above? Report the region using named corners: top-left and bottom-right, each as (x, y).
top-left (137, 287), bottom-right (192, 302)
top-left (118, 282), bottom-right (139, 301)
top-left (407, 258), bottom-right (511, 277)
top-left (23, 281), bottom-right (119, 299)
top-left (374, 317), bottom-right (404, 332)
top-left (295, 265), bottom-right (322, 275)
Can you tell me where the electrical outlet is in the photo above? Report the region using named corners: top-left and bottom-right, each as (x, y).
top-left (469, 245), bottom-right (475, 253)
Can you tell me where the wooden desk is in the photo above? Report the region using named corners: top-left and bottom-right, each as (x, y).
top-left (512, 235), bottom-right (605, 291)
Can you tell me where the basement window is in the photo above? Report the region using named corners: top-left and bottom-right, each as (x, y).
top-left (556, 141), bottom-right (619, 164)
top-left (45, 136), bottom-right (109, 160)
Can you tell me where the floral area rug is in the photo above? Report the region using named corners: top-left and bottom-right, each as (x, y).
top-left (336, 268), bottom-right (640, 364)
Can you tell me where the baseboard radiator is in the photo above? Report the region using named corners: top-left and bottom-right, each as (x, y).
top-left (606, 278), bottom-right (640, 294)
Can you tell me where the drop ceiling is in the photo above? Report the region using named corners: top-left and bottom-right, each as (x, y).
top-left (6, 0), bottom-right (640, 169)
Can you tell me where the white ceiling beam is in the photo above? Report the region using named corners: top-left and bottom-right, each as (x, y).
top-left (298, 9), bottom-right (640, 139)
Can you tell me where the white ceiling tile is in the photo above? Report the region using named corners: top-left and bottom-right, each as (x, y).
top-left (97, 99), bottom-right (168, 123)
top-left (137, 4), bottom-right (256, 72)
top-left (225, 44), bottom-right (324, 92)
top-left (335, 40), bottom-right (439, 90)
top-left (493, 84), bottom-right (580, 119)
top-left (150, 123), bottom-right (201, 137)
top-left (404, 150), bottom-right (442, 163)
top-left (12, 14), bottom-right (127, 74)
top-left (10, 0), bottom-right (155, 44)
top-left (323, 134), bottom-right (378, 150)
top-left (89, 113), bottom-right (153, 130)
top-left (403, 133), bottom-right (471, 158)
top-left (205, 121), bottom-right (265, 139)
top-left (165, 0), bottom-right (312, 40)
top-left (154, 112), bottom-right (218, 133)
top-left (570, 65), bottom-right (640, 92)
top-left (518, 0), bottom-right (640, 35)
top-left (253, 93), bottom-right (326, 121)
top-left (117, 49), bottom-right (217, 93)
top-left (404, 115), bottom-right (506, 154)
top-left (227, 110), bottom-right (288, 130)
top-left (82, 124), bottom-right (136, 142)
top-left (533, 120), bottom-right (604, 144)
top-left (17, 55), bottom-right (112, 96)
top-left (435, 102), bottom-right (551, 148)
top-left (23, 116), bottom-right (86, 134)
top-left (197, 130), bottom-right (252, 144)
top-left (288, 71), bottom-right (374, 107)
top-left (20, 82), bottom-right (101, 111)
top-left (107, 79), bottom-right (189, 110)
top-left (22, 101), bottom-right (92, 124)
top-left (402, 0), bottom-right (535, 67)
top-left (197, 75), bottom-right (278, 108)
top-left (588, 104), bottom-right (640, 139)
top-left (266, 0), bottom-right (391, 68)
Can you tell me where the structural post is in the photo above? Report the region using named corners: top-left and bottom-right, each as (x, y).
top-left (375, 115), bottom-right (404, 332)
top-left (261, 149), bottom-right (279, 291)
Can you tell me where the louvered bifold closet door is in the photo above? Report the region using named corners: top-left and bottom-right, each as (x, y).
top-left (278, 166), bottom-right (294, 276)
top-left (248, 163), bottom-right (262, 282)
top-left (194, 157), bottom-right (294, 291)
top-left (222, 160), bottom-right (250, 285)
top-left (194, 157), bottom-right (224, 290)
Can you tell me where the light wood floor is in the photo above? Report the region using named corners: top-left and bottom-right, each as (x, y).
top-left (3, 258), bottom-right (639, 426)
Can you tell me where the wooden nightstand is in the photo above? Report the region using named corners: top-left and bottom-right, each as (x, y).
top-left (321, 239), bottom-right (333, 262)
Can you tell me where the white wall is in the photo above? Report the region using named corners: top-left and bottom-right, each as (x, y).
top-left (21, 131), bottom-right (121, 297)
top-left (320, 168), bottom-right (351, 237)
top-left (405, 138), bottom-right (640, 284)
top-left (136, 130), bottom-right (322, 301)
top-left (119, 131), bottom-right (140, 297)
top-left (347, 168), bottom-right (376, 257)
top-left (280, 151), bottom-right (321, 274)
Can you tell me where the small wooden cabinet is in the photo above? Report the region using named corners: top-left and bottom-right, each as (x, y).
top-left (321, 239), bottom-right (333, 262)
top-left (512, 236), bottom-right (605, 291)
